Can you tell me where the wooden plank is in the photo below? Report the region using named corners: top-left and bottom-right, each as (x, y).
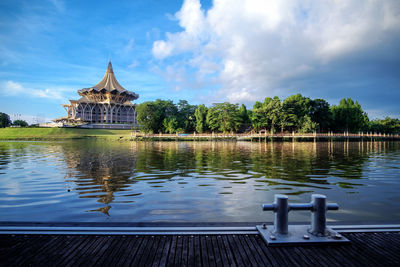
top-left (298, 246), bottom-right (340, 267)
top-left (166, 235), bottom-right (178, 266)
top-left (174, 235), bottom-right (183, 266)
top-left (18, 235), bottom-right (69, 266)
top-left (110, 236), bottom-right (133, 266)
top-left (130, 235), bottom-right (151, 266)
top-left (85, 235), bottom-right (116, 266)
top-left (118, 236), bottom-right (142, 267)
top-left (248, 235), bottom-right (278, 266)
top-left (253, 235), bottom-right (292, 266)
top-left (52, 236), bottom-right (94, 266)
top-left (187, 235), bottom-right (195, 267)
top-left (158, 236), bottom-right (172, 267)
top-left (242, 235), bottom-right (269, 266)
top-left (215, 235), bottom-right (230, 266)
top-left (205, 235), bottom-right (216, 267)
top-left (70, 235), bottom-right (106, 266)
top-left (144, 236), bottom-right (162, 266)
top-left (199, 235), bottom-right (209, 267)
top-left (276, 246), bottom-right (304, 266)
top-left (151, 235), bottom-right (167, 267)
top-left (289, 246), bottom-right (316, 266)
top-left (26, 235), bottom-right (65, 266)
top-left (339, 235), bottom-right (381, 265)
top-left (58, 235), bottom-right (96, 266)
top-left (344, 233), bottom-right (384, 264)
top-left (350, 233), bottom-right (398, 264)
top-left (211, 236), bottom-right (223, 266)
top-left (236, 235), bottom-right (258, 267)
top-left (140, 236), bottom-right (159, 267)
top-left (221, 235), bottom-right (236, 267)
top-left (101, 236), bottom-right (128, 267)
top-left (88, 236), bottom-right (120, 266)
top-left (194, 235), bottom-right (202, 267)
top-left (252, 235), bottom-right (280, 266)
top-left (370, 232), bottom-right (400, 258)
top-left (227, 235), bottom-right (249, 266)
top-left (332, 241), bottom-right (362, 266)
top-left (1, 232), bottom-right (400, 266)
top-left (55, 236), bottom-right (91, 266)
top-left (181, 235), bottom-right (189, 267)
top-left (24, 235), bottom-right (84, 265)
top-left (43, 235), bottom-right (75, 262)
top-left (269, 247), bottom-right (293, 266)
top-left (1, 235), bottom-right (47, 265)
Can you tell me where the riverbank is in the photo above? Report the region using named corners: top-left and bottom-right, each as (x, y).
top-left (0, 128), bottom-right (132, 141)
top-left (1, 128), bottom-right (399, 141)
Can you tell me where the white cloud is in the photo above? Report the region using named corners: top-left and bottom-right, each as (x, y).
top-left (152, 0), bottom-right (400, 105)
top-left (49, 0), bottom-right (65, 12)
top-left (128, 60), bottom-right (139, 68)
top-left (153, 39), bottom-right (174, 59)
top-left (1, 80), bottom-right (70, 101)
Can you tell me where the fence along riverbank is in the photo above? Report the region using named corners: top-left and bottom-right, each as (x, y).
top-left (133, 132), bottom-right (400, 142)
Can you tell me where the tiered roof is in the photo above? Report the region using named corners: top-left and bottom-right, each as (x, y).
top-left (77, 61), bottom-right (139, 103)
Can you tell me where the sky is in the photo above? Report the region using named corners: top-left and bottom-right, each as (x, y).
top-left (0, 0), bottom-right (399, 123)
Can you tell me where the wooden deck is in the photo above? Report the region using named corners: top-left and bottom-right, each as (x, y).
top-left (1, 232), bottom-right (399, 266)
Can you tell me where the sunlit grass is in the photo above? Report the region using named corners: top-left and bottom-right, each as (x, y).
top-left (0, 127), bottom-right (132, 140)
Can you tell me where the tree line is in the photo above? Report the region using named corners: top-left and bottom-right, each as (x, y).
top-left (1, 94), bottom-right (399, 133)
top-left (135, 94), bottom-right (400, 134)
top-left (0, 112), bottom-right (28, 128)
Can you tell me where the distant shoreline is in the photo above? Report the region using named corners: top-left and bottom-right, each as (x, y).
top-left (0, 128), bottom-right (399, 142)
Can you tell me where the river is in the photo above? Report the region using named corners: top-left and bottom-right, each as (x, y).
top-left (0, 140), bottom-right (399, 223)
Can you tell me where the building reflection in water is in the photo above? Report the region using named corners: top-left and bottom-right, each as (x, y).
top-left (62, 142), bottom-right (139, 215)
top-left (59, 140), bottom-right (399, 216)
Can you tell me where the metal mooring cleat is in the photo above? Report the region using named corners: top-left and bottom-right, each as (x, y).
top-left (256, 194), bottom-right (350, 246)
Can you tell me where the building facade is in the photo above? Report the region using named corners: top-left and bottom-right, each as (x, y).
top-left (55, 62), bottom-right (139, 125)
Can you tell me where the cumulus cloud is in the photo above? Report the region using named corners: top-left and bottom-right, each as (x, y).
top-left (1, 80), bottom-right (69, 101)
top-left (152, 0), bottom-right (400, 116)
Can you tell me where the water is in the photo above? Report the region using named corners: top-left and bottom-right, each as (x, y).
top-left (0, 140), bottom-right (399, 223)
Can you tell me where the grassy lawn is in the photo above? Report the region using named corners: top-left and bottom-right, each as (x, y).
top-left (0, 128), bottom-right (132, 140)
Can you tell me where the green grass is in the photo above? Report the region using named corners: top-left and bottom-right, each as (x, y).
top-left (0, 127), bottom-right (132, 140)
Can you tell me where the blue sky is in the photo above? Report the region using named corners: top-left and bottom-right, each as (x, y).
top-left (0, 0), bottom-right (399, 123)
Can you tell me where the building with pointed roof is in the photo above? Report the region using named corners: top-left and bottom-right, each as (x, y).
top-left (55, 62), bottom-right (139, 127)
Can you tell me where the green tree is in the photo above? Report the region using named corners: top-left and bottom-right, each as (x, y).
top-left (238, 104), bottom-right (250, 124)
top-left (310, 99), bottom-right (332, 132)
top-left (251, 97), bottom-right (284, 133)
top-left (282, 94), bottom-right (312, 132)
top-left (250, 101), bottom-right (267, 132)
top-left (206, 103), bottom-right (241, 133)
top-left (264, 96), bottom-right (282, 133)
top-left (194, 104), bottom-right (208, 133)
top-left (299, 115), bottom-right (319, 133)
top-left (238, 104), bottom-right (251, 132)
top-left (163, 116), bottom-right (179, 133)
top-left (369, 117), bottom-right (400, 133)
top-left (136, 102), bottom-right (160, 133)
top-left (176, 100), bottom-right (196, 132)
top-left (13, 120), bottom-right (28, 127)
top-left (331, 98), bottom-right (368, 132)
top-left (0, 112), bottom-right (11, 128)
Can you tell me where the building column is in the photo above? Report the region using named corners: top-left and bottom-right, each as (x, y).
top-left (110, 104), bottom-right (115, 123)
top-left (100, 104), bottom-right (105, 123)
top-left (90, 104), bottom-right (95, 123)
